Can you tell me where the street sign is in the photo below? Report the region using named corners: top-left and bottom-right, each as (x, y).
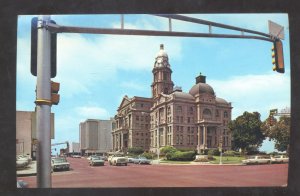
top-left (268, 20), bottom-right (284, 40)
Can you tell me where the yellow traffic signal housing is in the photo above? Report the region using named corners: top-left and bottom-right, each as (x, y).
top-left (51, 81), bottom-right (60, 105)
top-left (271, 39), bottom-right (285, 73)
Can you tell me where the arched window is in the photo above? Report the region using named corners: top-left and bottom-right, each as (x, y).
top-left (203, 108), bottom-right (212, 120)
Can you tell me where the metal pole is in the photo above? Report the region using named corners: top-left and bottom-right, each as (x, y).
top-left (36, 15), bottom-right (52, 188)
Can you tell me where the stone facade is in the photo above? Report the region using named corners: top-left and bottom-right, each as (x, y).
top-left (113, 44), bottom-right (232, 153)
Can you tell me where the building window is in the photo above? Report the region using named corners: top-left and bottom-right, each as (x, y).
top-left (177, 106), bottom-right (182, 113)
top-left (224, 111), bottom-right (228, 118)
top-left (167, 106), bottom-right (171, 115)
top-left (189, 107), bottom-right (194, 114)
top-left (216, 110), bottom-right (219, 117)
top-left (176, 126), bottom-right (179, 132)
top-left (187, 117), bottom-right (190, 123)
top-left (136, 116), bottom-right (139, 121)
top-left (141, 103), bottom-right (144, 107)
top-left (176, 116), bottom-right (179, 122)
top-left (180, 126), bottom-right (183, 133)
top-left (180, 135), bottom-right (183, 144)
top-left (180, 116), bottom-right (183, 123)
top-left (203, 108), bottom-right (212, 120)
top-left (176, 135), bottom-right (179, 144)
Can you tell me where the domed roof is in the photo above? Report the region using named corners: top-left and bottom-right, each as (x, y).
top-left (173, 91), bottom-right (195, 100)
top-left (189, 83), bottom-right (215, 96)
top-left (216, 97), bottom-right (228, 104)
top-left (154, 44), bottom-right (170, 68)
top-left (156, 44), bottom-right (168, 58)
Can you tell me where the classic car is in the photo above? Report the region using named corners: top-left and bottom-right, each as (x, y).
top-left (89, 156), bottom-right (105, 166)
top-left (133, 156), bottom-right (151, 164)
top-left (242, 155), bottom-right (271, 165)
top-left (108, 154), bottom-right (128, 166)
top-left (271, 155), bottom-right (289, 163)
top-left (51, 157), bottom-right (70, 171)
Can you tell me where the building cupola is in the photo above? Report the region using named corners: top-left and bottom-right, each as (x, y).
top-left (196, 72), bottom-right (206, 84)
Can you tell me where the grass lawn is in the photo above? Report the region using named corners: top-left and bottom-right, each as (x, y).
top-left (210, 156), bottom-right (245, 164)
top-left (159, 160), bottom-right (192, 164)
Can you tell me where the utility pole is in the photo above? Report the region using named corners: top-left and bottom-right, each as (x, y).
top-left (35, 15), bottom-right (52, 188)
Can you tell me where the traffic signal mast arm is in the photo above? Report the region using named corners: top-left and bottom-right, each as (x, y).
top-left (46, 14), bottom-right (285, 73)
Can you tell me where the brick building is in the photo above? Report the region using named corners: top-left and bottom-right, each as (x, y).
top-left (113, 44), bottom-right (232, 153)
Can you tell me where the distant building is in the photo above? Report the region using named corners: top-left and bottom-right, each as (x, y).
top-left (79, 119), bottom-right (113, 154)
top-left (113, 44), bottom-right (233, 153)
top-left (69, 142), bottom-right (80, 154)
top-left (16, 111), bottom-right (54, 159)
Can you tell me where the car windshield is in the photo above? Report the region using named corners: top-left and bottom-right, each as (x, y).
top-left (139, 157), bottom-right (147, 159)
top-left (92, 157), bottom-right (101, 160)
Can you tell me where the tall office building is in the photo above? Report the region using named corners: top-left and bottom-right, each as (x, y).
top-left (79, 119), bottom-right (113, 154)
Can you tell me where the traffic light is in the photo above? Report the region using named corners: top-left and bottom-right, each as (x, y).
top-left (271, 39), bottom-right (284, 73)
top-left (51, 81), bottom-right (60, 105)
top-left (31, 17), bottom-right (57, 78)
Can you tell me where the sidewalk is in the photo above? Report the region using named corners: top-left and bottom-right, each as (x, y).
top-left (17, 161), bottom-right (37, 177)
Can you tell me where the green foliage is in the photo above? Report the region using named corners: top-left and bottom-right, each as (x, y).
top-left (229, 111), bottom-right (265, 154)
top-left (167, 151), bottom-right (196, 161)
top-left (208, 149), bottom-right (220, 156)
top-left (160, 146), bottom-right (177, 155)
top-left (127, 147), bottom-right (144, 155)
top-left (261, 116), bottom-right (290, 152)
top-left (141, 152), bottom-right (155, 159)
top-left (223, 150), bottom-right (241, 157)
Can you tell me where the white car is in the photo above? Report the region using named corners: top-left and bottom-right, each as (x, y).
top-left (108, 154), bottom-right (128, 166)
top-left (242, 155), bottom-right (271, 165)
top-left (271, 155), bottom-right (289, 164)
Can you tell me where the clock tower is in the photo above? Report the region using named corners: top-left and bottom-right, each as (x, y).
top-left (151, 44), bottom-right (174, 99)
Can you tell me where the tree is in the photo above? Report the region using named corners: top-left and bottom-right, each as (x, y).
top-left (228, 111), bottom-right (265, 154)
top-left (261, 116), bottom-right (290, 152)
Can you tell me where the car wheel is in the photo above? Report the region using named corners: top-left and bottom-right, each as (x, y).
top-left (267, 161), bottom-right (270, 164)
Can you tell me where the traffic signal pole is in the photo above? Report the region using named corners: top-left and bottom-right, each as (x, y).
top-left (35, 15), bottom-right (52, 188)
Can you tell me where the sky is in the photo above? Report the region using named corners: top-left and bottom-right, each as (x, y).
top-left (16, 14), bottom-right (290, 153)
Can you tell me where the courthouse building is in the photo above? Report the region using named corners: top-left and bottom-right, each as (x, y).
top-left (113, 44), bottom-right (232, 153)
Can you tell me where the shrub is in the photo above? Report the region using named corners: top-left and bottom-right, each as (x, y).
top-left (168, 151), bottom-right (196, 161)
top-left (160, 146), bottom-right (177, 155)
top-left (127, 147), bottom-right (144, 155)
top-left (141, 152), bottom-right (155, 159)
top-left (223, 150), bottom-right (241, 157)
top-left (208, 149), bottom-right (220, 156)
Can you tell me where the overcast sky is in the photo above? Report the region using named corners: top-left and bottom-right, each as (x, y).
top-left (16, 14), bottom-right (290, 153)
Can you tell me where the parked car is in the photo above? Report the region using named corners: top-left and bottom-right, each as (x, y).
top-left (271, 155), bottom-right (289, 164)
top-left (17, 180), bottom-right (28, 188)
top-left (127, 157), bottom-right (135, 163)
top-left (17, 155), bottom-right (32, 164)
top-left (89, 156), bottom-right (105, 166)
top-left (87, 155), bottom-right (98, 161)
top-left (51, 157), bottom-right (70, 171)
top-left (108, 154), bottom-right (128, 166)
top-left (242, 155), bottom-right (271, 165)
top-left (133, 156), bottom-right (151, 164)
top-left (16, 156), bottom-right (29, 169)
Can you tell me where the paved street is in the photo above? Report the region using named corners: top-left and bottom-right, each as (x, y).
top-left (18, 157), bottom-right (288, 188)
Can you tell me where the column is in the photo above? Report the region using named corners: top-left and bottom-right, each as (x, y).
top-left (120, 132), bottom-right (124, 151)
top-left (203, 126), bottom-right (207, 148)
top-left (197, 126), bottom-right (201, 153)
